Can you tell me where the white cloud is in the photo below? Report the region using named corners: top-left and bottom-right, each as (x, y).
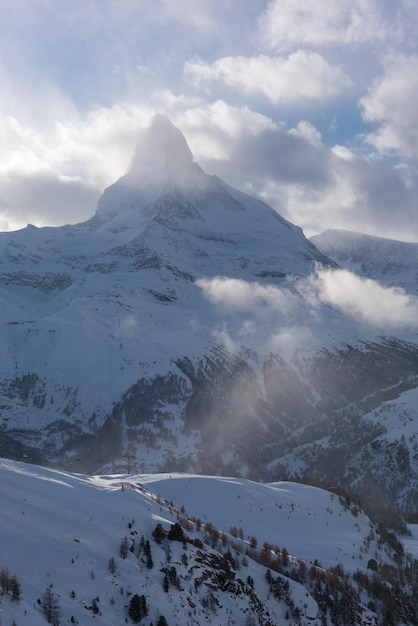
top-left (185, 52), bottom-right (351, 103)
top-left (270, 326), bottom-right (317, 359)
top-left (195, 270), bottom-right (418, 362)
top-left (359, 54), bottom-right (418, 159)
top-left (0, 96), bottom-right (275, 231)
top-left (256, 138), bottom-right (418, 242)
top-left (176, 100), bottom-right (275, 161)
top-left (258, 0), bottom-right (395, 50)
top-left (197, 270), bottom-right (418, 340)
top-left (156, 0), bottom-right (227, 31)
top-left (196, 277), bottom-right (299, 319)
top-left (196, 277), bottom-right (315, 358)
top-left (0, 104), bottom-right (155, 229)
top-left (0, 104), bottom-right (152, 184)
top-left (305, 268), bottom-right (418, 329)
top-left (173, 103), bottom-right (417, 242)
top-left (289, 121), bottom-right (323, 147)
top-left (169, 101), bottom-right (418, 243)
top-left (51, 104), bottom-right (154, 186)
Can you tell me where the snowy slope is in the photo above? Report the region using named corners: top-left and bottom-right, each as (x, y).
top-left (311, 229), bottom-right (418, 293)
top-left (139, 474), bottom-right (378, 573)
top-left (0, 459), bottom-right (414, 625)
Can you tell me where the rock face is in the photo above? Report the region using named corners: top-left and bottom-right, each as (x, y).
top-left (1, 117), bottom-right (418, 519)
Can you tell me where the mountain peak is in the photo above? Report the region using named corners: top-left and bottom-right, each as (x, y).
top-left (95, 115), bottom-right (205, 222)
top-left (126, 113), bottom-right (202, 189)
top-left (91, 116), bottom-right (334, 277)
top-left (130, 114), bottom-right (191, 167)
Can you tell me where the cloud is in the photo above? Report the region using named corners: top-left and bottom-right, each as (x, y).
top-left (185, 52), bottom-right (351, 104)
top-left (51, 104), bottom-right (153, 186)
top-left (196, 277), bottom-right (299, 319)
top-left (196, 277), bottom-right (315, 359)
top-left (277, 145), bottom-right (418, 240)
top-left (359, 54), bottom-right (418, 159)
top-left (226, 123), bottom-right (330, 186)
top-left (3, 94), bottom-right (415, 242)
top-left (258, 0), bottom-right (397, 50)
top-left (305, 268), bottom-right (418, 329)
top-left (181, 103), bottom-right (417, 241)
top-left (176, 102), bottom-right (330, 193)
top-left (176, 100), bottom-right (275, 161)
top-left (195, 270), bottom-right (418, 363)
top-left (197, 270), bottom-right (418, 353)
top-left (0, 0), bottom-right (264, 116)
top-left (175, 101), bottom-right (418, 242)
top-left (0, 171), bottom-right (99, 231)
top-left (0, 104), bottom-right (154, 229)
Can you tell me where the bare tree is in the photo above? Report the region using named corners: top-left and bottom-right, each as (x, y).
top-left (42, 586), bottom-right (61, 626)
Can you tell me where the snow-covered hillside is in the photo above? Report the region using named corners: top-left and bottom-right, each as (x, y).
top-left (1, 459), bottom-right (417, 625)
top-left (2, 116), bottom-right (418, 522)
top-left (311, 229), bottom-right (418, 293)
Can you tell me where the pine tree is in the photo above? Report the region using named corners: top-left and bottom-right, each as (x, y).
top-left (167, 522), bottom-right (184, 542)
top-left (143, 540), bottom-right (153, 569)
top-left (162, 574), bottom-right (169, 592)
top-left (119, 536), bottom-right (129, 559)
top-left (152, 523), bottom-right (166, 544)
top-left (0, 568), bottom-right (9, 595)
top-left (128, 594), bottom-right (148, 623)
top-left (108, 556), bottom-right (116, 573)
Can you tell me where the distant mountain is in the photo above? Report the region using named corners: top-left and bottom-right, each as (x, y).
top-left (1, 117), bottom-right (418, 522)
top-left (2, 458), bottom-right (418, 625)
top-left (311, 229), bottom-right (418, 293)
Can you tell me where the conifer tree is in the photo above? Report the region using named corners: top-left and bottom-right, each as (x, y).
top-left (143, 540), bottom-right (153, 569)
top-left (128, 594), bottom-right (148, 623)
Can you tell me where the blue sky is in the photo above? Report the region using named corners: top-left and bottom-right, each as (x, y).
top-left (1, 0), bottom-right (418, 241)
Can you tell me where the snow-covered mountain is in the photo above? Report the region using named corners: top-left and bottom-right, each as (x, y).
top-left (1, 458), bottom-right (418, 625)
top-left (0, 114), bottom-right (332, 423)
top-left (2, 117), bottom-right (418, 523)
top-left (311, 229), bottom-right (418, 293)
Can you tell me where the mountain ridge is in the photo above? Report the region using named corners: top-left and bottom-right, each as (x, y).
top-left (311, 228), bottom-right (418, 292)
top-left (2, 458), bottom-right (418, 625)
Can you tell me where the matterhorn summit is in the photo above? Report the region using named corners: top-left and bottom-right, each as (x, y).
top-left (127, 113), bottom-right (204, 189)
top-left (93, 114), bottom-right (332, 279)
top-left (96, 114), bottom-right (207, 224)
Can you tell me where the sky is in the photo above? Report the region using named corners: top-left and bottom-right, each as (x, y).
top-left (1, 0), bottom-right (418, 241)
